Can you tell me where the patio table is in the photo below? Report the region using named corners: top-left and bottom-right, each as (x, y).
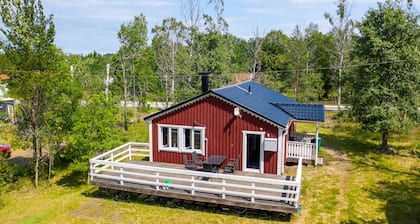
top-left (203, 155), bottom-right (226, 172)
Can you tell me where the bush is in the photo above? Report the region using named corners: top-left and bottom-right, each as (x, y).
top-left (0, 155), bottom-right (16, 188)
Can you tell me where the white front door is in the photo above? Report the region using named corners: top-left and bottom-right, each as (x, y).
top-left (242, 131), bottom-right (264, 173)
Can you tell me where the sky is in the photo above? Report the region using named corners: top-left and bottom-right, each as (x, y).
top-left (39, 0), bottom-right (420, 55)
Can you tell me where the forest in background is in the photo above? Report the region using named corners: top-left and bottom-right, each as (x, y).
top-left (0, 0), bottom-right (418, 187)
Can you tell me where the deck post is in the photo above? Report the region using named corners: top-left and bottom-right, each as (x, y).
top-left (315, 123), bottom-right (319, 165)
top-left (222, 179), bottom-right (226, 199)
top-left (156, 173), bottom-right (160, 190)
top-left (128, 143), bottom-right (132, 161)
top-left (251, 183), bottom-right (255, 203)
top-left (191, 176), bottom-right (195, 195)
top-left (111, 153), bottom-right (114, 170)
top-left (120, 167), bottom-right (124, 185)
top-left (89, 161), bottom-right (93, 181)
top-left (295, 157), bottom-right (303, 207)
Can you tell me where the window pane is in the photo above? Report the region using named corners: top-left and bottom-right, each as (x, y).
top-left (171, 128), bottom-right (178, 147)
top-left (184, 129), bottom-right (191, 148)
top-left (194, 130), bottom-right (201, 149)
top-left (162, 127), bottom-right (168, 146)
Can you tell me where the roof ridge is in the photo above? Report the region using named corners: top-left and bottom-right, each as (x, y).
top-left (213, 80), bottom-right (254, 91)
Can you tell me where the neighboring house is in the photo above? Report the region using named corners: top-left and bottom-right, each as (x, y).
top-left (0, 74), bottom-right (14, 123)
top-left (144, 79), bottom-right (324, 175)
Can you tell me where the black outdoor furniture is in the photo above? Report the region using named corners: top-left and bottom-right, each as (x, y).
top-left (191, 151), bottom-right (204, 167)
top-left (223, 155), bottom-right (240, 174)
top-left (183, 154), bottom-right (197, 170)
top-left (203, 155), bottom-right (226, 173)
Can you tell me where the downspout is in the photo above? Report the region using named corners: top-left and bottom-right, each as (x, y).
top-left (277, 128), bottom-right (284, 175)
top-left (278, 120), bottom-right (293, 175)
top-left (315, 123), bottom-right (319, 165)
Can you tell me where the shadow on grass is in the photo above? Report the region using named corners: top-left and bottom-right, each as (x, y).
top-left (321, 131), bottom-right (379, 157)
top-left (83, 188), bottom-right (292, 222)
top-left (368, 178), bottom-right (420, 224)
top-left (56, 170), bottom-right (87, 188)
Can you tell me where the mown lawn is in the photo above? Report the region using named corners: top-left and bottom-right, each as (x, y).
top-left (0, 113), bottom-right (419, 223)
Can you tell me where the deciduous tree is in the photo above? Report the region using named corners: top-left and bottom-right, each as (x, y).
top-left (324, 0), bottom-right (354, 109)
top-left (351, 0), bottom-right (419, 150)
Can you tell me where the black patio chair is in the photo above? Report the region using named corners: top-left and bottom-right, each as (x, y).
top-left (183, 154), bottom-right (197, 170)
top-left (191, 151), bottom-right (204, 167)
top-left (223, 155), bottom-right (240, 174)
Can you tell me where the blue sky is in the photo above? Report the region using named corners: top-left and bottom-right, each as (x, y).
top-left (40, 0), bottom-right (419, 55)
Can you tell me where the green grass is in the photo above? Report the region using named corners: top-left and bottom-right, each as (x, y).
top-left (1, 113), bottom-right (419, 223)
top-left (118, 120), bottom-right (149, 143)
top-left (294, 112), bottom-right (420, 223)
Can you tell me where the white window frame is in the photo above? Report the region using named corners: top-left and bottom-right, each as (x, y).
top-left (157, 124), bottom-right (206, 155)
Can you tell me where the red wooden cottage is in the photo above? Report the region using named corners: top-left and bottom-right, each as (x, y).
top-left (144, 80), bottom-right (324, 175)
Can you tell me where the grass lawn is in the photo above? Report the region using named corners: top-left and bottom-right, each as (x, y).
top-left (0, 113), bottom-right (419, 223)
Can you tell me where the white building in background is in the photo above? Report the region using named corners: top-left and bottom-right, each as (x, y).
top-left (0, 74), bottom-right (15, 123)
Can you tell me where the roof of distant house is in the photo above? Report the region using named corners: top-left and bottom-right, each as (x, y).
top-left (145, 80), bottom-right (324, 127)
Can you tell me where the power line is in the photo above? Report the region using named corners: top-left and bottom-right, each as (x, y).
top-left (0, 58), bottom-right (418, 78)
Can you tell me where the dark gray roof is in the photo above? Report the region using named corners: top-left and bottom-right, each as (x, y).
top-left (271, 103), bottom-right (324, 123)
top-left (145, 80), bottom-right (324, 128)
top-left (213, 81), bottom-right (324, 127)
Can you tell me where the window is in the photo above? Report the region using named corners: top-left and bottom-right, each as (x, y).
top-left (171, 128), bottom-right (178, 147)
top-left (158, 124), bottom-right (205, 154)
top-left (194, 130), bottom-right (202, 149)
top-left (184, 129), bottom-right (191, 148)
top-left (162, 127), bottom-right (168, 146)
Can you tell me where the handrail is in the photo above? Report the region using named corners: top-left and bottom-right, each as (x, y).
top-left (287, 141), bottom-right (316, 160)
top-left (90, 160), bottom-right (302, 205)
top-left (90, 158), bottom-right (296, 186)
top-left (294, 157), bottom-right (303, 206)
top-left (91, 142), bottom-right (150, 161)
top-left (89, 142), bottom-right (303, 208)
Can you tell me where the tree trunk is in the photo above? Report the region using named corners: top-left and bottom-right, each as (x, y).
top-left (171, 40), bottom-right (176, 102)
top-left (338, 53), bottom-right (344, 111)
top-left (165, 73), bottom-right (169, 108)
top-left (295, 71), bottom-right (299, 100)
top-left (121, 59), bottom-right (128, 131)
top-left (31, 106), bottom-right (39, 188)
top-left (381, 129), bottom-right (389, 151)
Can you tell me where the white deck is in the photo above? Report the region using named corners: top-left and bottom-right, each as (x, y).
top-left (89, 142), bottom-right (303, 213)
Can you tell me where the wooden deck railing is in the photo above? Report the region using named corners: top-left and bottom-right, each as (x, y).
top-left (287, 141), bottom-right (317, 161)
top-left (91, 142), bottom-right (150, 171)
top-left (89, 143), bottom-right (303, 212)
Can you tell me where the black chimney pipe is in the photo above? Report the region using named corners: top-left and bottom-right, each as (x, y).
top-left (199, 71), bottom-right (211, 93)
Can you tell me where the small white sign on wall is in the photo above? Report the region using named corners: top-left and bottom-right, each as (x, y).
top-left (264, 138), bottom-right (277, 152)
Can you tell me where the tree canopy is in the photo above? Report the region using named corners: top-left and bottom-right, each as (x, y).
top-left (350, 0), bottom-right (419, 150)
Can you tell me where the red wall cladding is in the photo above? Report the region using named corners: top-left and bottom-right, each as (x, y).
top-left (151, 95), bottom-right (279, 174)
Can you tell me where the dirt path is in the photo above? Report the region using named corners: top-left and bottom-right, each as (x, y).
top-left (323, 147), bottom-right (352, 223)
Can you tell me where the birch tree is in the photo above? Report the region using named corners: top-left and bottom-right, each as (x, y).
top-left (324, 0), bottom-right (354, 110)
top-left (152, 18), bottom-right (186, 106)
top-left (117, 14), bottom-right (148, 129)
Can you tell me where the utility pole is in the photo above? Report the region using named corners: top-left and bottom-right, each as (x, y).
top-left (70, 65), bottom-right (74, 77)
top-left (105, 63), bottom-right (110, 100)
